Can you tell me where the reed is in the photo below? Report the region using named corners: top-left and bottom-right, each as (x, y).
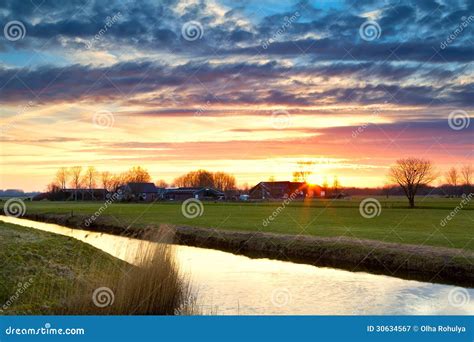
top-left (60, 228), bottom-right (196, 315)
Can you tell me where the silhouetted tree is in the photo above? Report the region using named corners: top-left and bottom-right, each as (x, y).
top-left (69, 166), bottom-right (83, 189)
top-left (101, 171), bottom-right (113, 191)
top-left (69, 166), bottom-right (83, 201)
top-left (213, 172), bottom-right (236, 191)
top-left (84, 166), bottom-right (98, 189)
top-left (155, 179), bottom-right (168, 188)
top-left (110, 174), bottom-right (126, 191)
top-left (174, 169), bottom-right (236, 189)
top-left (55, 167), bottom-right (69, 189)
top-left (332, 176), bottom-right (340, 194)
top-left (124, 166), bottom-right (151, 183)
top-left (174, 169), bottom-right (214, 187)
top-left (46, 182), bottom-right (60, 193)
top-left (445, 167), bottom-right (459, 186)
top-left (389, 158), bottom-right (437, 208)
top-left (461, 165), bottom-right (473, 186)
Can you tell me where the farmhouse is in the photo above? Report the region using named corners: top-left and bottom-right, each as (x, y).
top-left (249, 181), bottom-right (321, 200)
top-left (120, 182), bottom-right (164, 202)
top-left (164, 187), bottom-right (224, 201)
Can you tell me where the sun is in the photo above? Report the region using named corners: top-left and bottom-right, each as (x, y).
top-left (306, 174), bottom-right (324, 186)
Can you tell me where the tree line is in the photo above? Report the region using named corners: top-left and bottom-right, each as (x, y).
top-left (47, 159), bottom-right (472, 208)
top-left (173, 169), bottom-right (236, 190)
top-left (444, 165), bottom-right (473, 186)
top-left (48, 166), bottom-right (237, 192)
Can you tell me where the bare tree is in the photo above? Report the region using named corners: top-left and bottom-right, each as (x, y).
top-left (69, 166), bottom-right (83, 189)
top-left (213, 172), bottom-right (236, 191)
top-left (461, 165), bottom-right (473, 186)
top-left (173, 174), bottom-right (186, 187)
top-left (101, 171), bottom-right (113, 190)
top-left (332, 176), bottom-right (340, 194)
top-left (110, 174), bottom-right (126, 192)
top-left (55, 167), bottom-right (69, 189)
top-left (388, 158), bottom-right (437, 208)
top-left (84, 166), bottom-right (98, 190)
top-left (69, 166), bottom-right (83, 201)
top-left (292, 161), bottom-right (315, 182)
top-left (445, 167), bottom-right (459, 186)
top-left (191, 169), bottom-right (214, 187)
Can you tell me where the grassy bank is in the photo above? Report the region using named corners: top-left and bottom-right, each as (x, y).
top-left (22, 196), bottom-right (474, 250)
top-left (0, 221), bottom-right (124, 314)
top-left (0, 221), bottom-right (194, 315)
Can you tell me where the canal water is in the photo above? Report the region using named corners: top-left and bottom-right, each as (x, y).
top-left (1, 216), bottom-right (473, 315)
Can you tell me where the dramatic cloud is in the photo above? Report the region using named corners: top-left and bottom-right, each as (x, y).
top-left (0, 0), bottom-right (472, 190)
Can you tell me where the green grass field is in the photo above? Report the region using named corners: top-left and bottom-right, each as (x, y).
top-left (0, 222), bottom-right (126, 314)
top-left (21, 196), bottom-right (474, 251)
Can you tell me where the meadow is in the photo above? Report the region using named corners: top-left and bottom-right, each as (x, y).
top-left (22, 196), bottom-right (474, 251)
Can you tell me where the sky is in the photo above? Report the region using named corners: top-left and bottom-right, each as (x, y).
top-left (0, 0), bottom-right (473, 191)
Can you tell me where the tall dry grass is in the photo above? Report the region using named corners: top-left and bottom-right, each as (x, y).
top-left (59, 229), bottom-right (197, 315)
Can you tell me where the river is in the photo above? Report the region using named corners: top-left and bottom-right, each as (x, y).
top-left (1, 215), bottom-right (473, 315)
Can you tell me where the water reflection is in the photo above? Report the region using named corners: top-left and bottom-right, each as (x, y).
top-left (1, 216), bottom-right (473, 315)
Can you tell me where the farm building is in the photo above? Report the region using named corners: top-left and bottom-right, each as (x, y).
top-left (249, 181), bottom-right (322, 200)
top-left (120, 182), bottom-right (164, 202)
top-left (50, 188), bottom-right (107, 201)
top-left (164, 187), bottom-right (224, 201)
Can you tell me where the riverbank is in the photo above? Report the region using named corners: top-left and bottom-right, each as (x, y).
top-left (17, 213), bottom-right (474, 287)
top-left (0, 219), bottom-right (195, 315)
top-left (0, 221), bottom-right (128, 314)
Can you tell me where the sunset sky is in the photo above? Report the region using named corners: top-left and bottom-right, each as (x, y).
top-left (1, 0), bottom-right (473, 191)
